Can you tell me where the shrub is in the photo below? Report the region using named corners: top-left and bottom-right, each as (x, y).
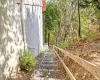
top-left (76, 37), bottom-right (87, 42)
top-left (88, 33), bottom-right (98, 39)
top-left (19, 51), bottom-right (36, 72)
top-left (58, 41), bottom-right (70, 48)
top-left (40, 51), bottom-right (46, 55)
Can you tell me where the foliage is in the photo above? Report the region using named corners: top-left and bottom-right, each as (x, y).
top-left (87, 32), bottom-right (98, 39)
top-left (75, 37), bottom-right (87, 42)
top-left (40, 51), bottom-right (46, 55)
top-left (96, 10), bottom-right (100, 19)
top-left (44, 2), bottom-right (60, 30)
top-left (44, 1), bottom-right (60, 43)
top-left (19, 51), bottom-right (36, 72)
top-left (58, 41), bottom-right (70, 48)
top-left (80, 0), bottom-right (100, 10)
top-left (44, 0), bottom-right (100, 48)
top-left (75, 32), bottom-right (98, 41)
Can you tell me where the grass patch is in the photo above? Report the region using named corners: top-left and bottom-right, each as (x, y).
top-left (75, 32), bottom-right (98, 42)
top-left (87, 32), bottom-right (98, 39)
top-left (58, 41), bottom-right (70, 48)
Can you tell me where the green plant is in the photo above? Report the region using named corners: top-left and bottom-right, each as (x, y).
top-left (58, 41), bottom-right (70, 48)
top-left (19, 51), bottom-right (36, 72)
top-left (75, 32), bottom-right (98, 41)
top-left (40, 51), bottom-right (46, 55)
top-left (88, 32), bottom-right (98, 39)
top-left (75, 37), bottom-right (87, 42)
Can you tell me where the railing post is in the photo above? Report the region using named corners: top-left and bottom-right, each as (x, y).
top-left (58, 49), bottom-right (59, 54)
top-left (63, 55), bottom-right (66, 63)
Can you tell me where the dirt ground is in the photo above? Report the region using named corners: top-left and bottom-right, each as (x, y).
top-left (11, 71), bottom-right (31, 80)
top-left (64, 37), bottom-right (100, 80)
top-left (67, 37), bottom-right (100, 66)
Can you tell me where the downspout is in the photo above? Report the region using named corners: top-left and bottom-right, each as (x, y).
top-left (20, 0), bottom-right (25, 52)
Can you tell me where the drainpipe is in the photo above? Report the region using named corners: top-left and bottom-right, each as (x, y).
top-left (20, 0), bottom-right (25, 52)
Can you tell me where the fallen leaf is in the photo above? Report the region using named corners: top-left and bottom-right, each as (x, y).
top-left (82, 75), bottom-right (86, 79)
top-left (90, 54), bottom-right (97, 58)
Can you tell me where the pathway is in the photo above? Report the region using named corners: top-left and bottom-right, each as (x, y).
top-left (30, 48), bottom-right (67, 80)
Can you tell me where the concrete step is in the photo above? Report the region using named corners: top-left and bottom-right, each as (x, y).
top-left (31, 49), bottom-right (67, 80)
top-left (33, 76), bottom-right (61, 80)
top-left (41, 61), bottom-right (57, 65)
top-left (34, 70), bottom-right (63, 79)
top-left (34, 69), bottom-right (60, 72)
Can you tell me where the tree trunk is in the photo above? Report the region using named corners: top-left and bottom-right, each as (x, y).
top-left (45, 30), bottom-right (47, 43)
top-left (70, 1), bottom-right (77, 41)
top-left (48, 33), bottom-right (50, 46)
top-left (78, 0), bottom-right (81, 38)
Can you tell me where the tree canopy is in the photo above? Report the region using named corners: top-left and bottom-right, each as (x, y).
top-left (44, 0), bottom-right (100, 46)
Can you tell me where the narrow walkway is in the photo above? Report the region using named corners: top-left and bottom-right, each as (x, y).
top-left (31, 49), bottom-right (67, 80)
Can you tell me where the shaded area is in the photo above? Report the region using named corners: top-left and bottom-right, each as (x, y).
top-left (0, 0), bottom-right (24, 79)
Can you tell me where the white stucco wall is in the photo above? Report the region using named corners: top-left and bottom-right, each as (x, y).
top-left (23, 0), bottom-right (43, 57)
top-left (0, 0), bottom-right (43, 79)
top-left (0, 0), bottom-right (24, 79)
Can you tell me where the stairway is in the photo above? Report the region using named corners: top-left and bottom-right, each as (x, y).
top-left (31, 49), bottom-right (66, 80)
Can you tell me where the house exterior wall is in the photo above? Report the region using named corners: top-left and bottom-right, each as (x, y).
top-left (0, 0), bottom-right (24, 79)
top-left (0, 0), bottom-right (43, 79)
top-left (23, 0), bottom-right (43, 57)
